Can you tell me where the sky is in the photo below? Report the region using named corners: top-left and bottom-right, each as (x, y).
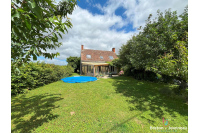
top-left (34, 0), bottom-right (188, 65)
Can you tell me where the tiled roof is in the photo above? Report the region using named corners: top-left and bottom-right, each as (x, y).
top-left (81, 49), bottom-right (118, 62)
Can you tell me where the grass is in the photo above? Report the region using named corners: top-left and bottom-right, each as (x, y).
top-left (11, 73), bottom-right (188, 133)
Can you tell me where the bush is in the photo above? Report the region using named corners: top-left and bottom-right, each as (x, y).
top-left (118, 70), bottom-right (124, 76)
top-left (161, 74), bottom-right (175, 83)
top-left (123, 67), bottom-right (181, 84)
top-left (11, 61), bottom-right (74, 95)
top-left (123, 67), bottom-right (158, 82)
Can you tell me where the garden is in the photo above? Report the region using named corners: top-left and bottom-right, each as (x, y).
top-left (11, 0), bottom-right (188, 132)
top-left (11, 73), bottom-right (188, 133)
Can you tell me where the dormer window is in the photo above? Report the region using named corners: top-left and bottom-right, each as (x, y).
top-left (86, 55), bottom-right (91, 59)
top-left (109, 56), bottom-right (114, 60)
top-left (100, 56), bottom-right (103, 59)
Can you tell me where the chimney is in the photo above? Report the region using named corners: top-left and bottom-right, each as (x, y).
top-left (112, 48), bottom-right (115, 53)
top-left (81, 45), bottom-right (84, 50)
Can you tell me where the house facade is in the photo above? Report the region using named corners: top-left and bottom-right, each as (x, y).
top-left (80, 45), bottom-right (118, 77)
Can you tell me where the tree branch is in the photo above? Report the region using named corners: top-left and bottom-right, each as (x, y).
top-left (11, 5), bottom-right (16, 9)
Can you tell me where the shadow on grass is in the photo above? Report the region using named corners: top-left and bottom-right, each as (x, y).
top-left (105, 113), bottom-right (142, 133)
top-left (11, 93), bottom-right (63, 133)
top-left (111, 76), bottom-right (188, 125)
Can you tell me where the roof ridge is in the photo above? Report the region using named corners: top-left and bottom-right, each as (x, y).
top-left (82, 49), bottom-right (113, 52)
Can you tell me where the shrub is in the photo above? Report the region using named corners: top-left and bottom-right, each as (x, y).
top-left (11, 62), bottom-right (74, 95)
top-left (118, 70), bottom-right (124, 76)
top-left (161, 74), bottom-right (174, 83)
top-left (124, 67), bottom-right (158, 82)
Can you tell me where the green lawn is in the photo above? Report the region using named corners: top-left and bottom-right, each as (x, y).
top-left (11, 73), bottom-right (188, 133)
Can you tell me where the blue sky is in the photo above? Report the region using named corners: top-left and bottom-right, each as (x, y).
top-left (77, 0), bottom-right (135, 33)
top-left (33, 0), bottom-right (188, 65)
top-left (77, 0), bottom-right (137, 33)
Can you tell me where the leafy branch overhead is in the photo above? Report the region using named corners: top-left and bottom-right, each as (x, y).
top-left (11, 0), bottom-right (77, 67)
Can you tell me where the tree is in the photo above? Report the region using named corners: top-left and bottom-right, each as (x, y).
top-left (118, 6), bottom-right (188, 86)
top-left (150, 40), bottom-right (188, 80)
top-left (11, 0), bottom-right (77, 68)
top-left (66, 56), bottom-right (80, 72)
top-left (144, 7), bottom-right (188, 84)
top-left (118, 38), bottom-right (136, 72)
top-left (106, 58), bottom-right (122, 73)
top-left (131, 8), bottom-right (184, 69)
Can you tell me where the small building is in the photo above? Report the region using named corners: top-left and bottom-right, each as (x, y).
top-left (80, 45), bottom-right (118, 77)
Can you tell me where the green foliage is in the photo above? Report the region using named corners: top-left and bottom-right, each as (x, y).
top-left (106, 58), bottom-right (121, 68)
top-left (11, 0), bottom-right (77, 68)
top-left (66, 56), bottom-right (80, 72)
top-left (150, 41), bottom-right (188, 82)
top-left (111, 59), bottom-right (122, 68)
top-left (118, 39), bottom-right (134, 70)
top-left (11, 61), bottom-right (74, 95)
top-left (118, 6), bottom-right (188, 85)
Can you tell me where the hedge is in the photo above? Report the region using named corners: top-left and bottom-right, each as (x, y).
top-left (124, 67), bottom-right (177, 83)
top-left (11, 61), bottom-right (74, 95)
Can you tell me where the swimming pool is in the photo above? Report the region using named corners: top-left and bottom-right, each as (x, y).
top-left (61, 76), bottom-right (97, 83)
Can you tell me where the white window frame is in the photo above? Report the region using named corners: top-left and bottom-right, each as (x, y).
top-left (86, 55), bottom-right (91, 59)
top-left (109, 56), bottom-right (114, 60)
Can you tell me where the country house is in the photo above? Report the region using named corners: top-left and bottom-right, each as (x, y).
top-left (80, 45), bottom-right (118, 77)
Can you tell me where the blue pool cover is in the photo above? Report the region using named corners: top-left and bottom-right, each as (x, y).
top-left (61, 76), bottom-right (97, 83)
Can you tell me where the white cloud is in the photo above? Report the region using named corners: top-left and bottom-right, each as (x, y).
top-left (33, 58), bottom-right (68, 66)
top-left (39, 0), bottom-right (187, 65)
top-left (95, 0), bottom-right (188, 28)
top-left (45, 6), bottom-right (135, 62)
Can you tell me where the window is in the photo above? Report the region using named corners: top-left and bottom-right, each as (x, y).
top-left (88, 65), bottom-right (94, 73)
top-left (100, 56), bottom-right (103, 59)
top-left (86, 55), bottom-right (91, 59)
top-left (109, 56), bottom-right (114, 60)
top-left (110, 66), bottom-right (115, 72)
